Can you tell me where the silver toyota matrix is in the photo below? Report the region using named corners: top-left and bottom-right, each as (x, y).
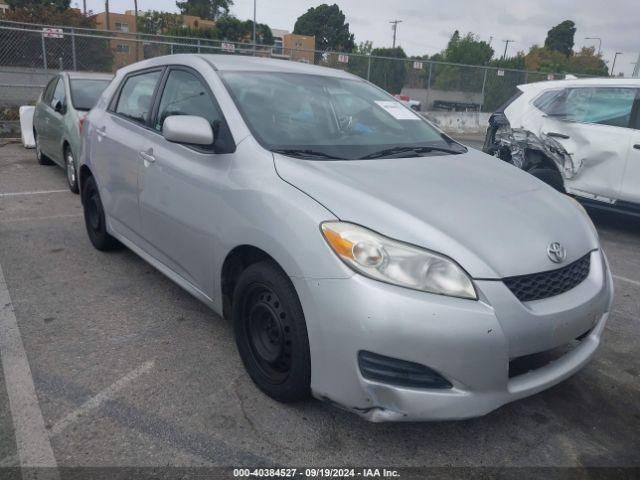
top-left (78, 55), bottom-right (613, 421)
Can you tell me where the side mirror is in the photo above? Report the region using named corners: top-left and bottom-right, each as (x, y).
top-left (54, 100), bottom-right (66, 114)
top-left (162, 115), bottom-right (214, 146)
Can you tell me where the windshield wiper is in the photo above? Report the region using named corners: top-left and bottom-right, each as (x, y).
top-left (271, 148), bottom-right (345, 160)
top-left (359, 145), bottom-right (466, 160)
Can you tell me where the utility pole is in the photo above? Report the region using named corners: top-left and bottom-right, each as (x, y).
top-left (105, 0), bottom-right (110, 30)
top-left (632, 52), bottom-right (640, 78)
top-left (501, 39), bottom-right (514, 60)
top-left (133, 0), bottom-right (139, 60)
top-left (83, 0), bottom-right (86, 15)
top-left (584, 36), bottom-right (602, 55)
top-left (390, 20), bottom-right (402, 48)
top-left (252, 0), bottom-right (257, 55)
top-left (611, 52), bottom-right (622, 76)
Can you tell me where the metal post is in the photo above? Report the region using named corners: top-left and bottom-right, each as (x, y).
top-left (480, 67), bottom-right (488, 112)
top-left (426, 62), bottom-right (433, 109)
top-left (170, 43), bottom-right (174, 55)
top-left (41, 32), bottom-right (47, 71)
top-left (197, 39), bottom-right (201, 54)
top-left (367, 53), bottom-right (371, 80)
top-left (71, 28), bottom-right (77, 71)
top-left (252, 0), bottom-right (257, 56)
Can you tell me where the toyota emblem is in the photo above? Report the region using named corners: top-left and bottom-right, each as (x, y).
top-left (547, 242), bottom-right (566, 264)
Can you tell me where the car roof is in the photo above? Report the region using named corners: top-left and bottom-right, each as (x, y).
top-left (115, 54), bottom-right (359, 80)
top-left (519, 76), bottom-right (640, 93)
top-left (63, 71), bottom-right (114, 81)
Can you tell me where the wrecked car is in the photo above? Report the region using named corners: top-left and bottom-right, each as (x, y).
top-left (484, 78), bottom-right (640, 216)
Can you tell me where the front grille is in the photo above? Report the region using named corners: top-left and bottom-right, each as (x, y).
top-left (503, 254), bottom-right (591, 302)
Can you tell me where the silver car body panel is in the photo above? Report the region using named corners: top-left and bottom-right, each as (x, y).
top-left (79, 55), bottom-right (614, 421)
top-left (33, 71), bottom-right (113, 167)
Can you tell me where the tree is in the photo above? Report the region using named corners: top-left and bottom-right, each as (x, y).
top-left (137, 10), bottom-right (184, 35)
top-left (433, 32), bottom-right (493, 92)
top-left (176, 0), bottom-right (233, 21)
top-left (211, 16), bottom-right (273, 44)
top-left (6, 0), bottom-right (70, 9)
top-left (443, 32), bottom-right (493, 65)
top-left (293, 3), bottom-right (354, 63)
top-left (544, 20), bottom-right (576, 56)
top-left (568, 46), bottom-right (608, 76)
top-left (525, 45), bottom-right (569, 73)
top-left (368, 46), bottom-right (407, 93)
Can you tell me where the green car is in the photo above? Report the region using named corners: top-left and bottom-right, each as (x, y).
top-left (33, 71), bottom-right (113, 193)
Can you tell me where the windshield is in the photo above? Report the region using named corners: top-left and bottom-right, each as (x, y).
top-left (219, 71), bottom-right (464, 160)
top-left (70, 79), bottom-right (111, 111)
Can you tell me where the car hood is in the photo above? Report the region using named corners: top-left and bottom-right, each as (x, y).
top-left (274, 149), bottom-right (599, 279)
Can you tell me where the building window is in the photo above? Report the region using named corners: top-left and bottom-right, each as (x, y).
top-left (115, 22), bottom-right (130, 32)
top-left (116, 44), bottom-right (130, 53)
top-left (273, 39), bottom-right (283, 55)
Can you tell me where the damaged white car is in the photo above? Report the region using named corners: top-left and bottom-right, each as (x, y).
top-left (483, 78), bottom-right (640, 216)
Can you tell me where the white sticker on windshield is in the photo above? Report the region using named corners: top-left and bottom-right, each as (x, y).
top-left (375, 101), bottom-right (421, 120)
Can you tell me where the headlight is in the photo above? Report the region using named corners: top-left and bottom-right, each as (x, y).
top-left (321, 222), bottom-right (477, 300)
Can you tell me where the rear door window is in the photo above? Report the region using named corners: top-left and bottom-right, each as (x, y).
top-left (42, 77), bottom-right (58, 103)
top-left (114, 70), bottom-right (162, 125)
top-left (50, 78), bottom-right (66, 110)
top-left (535, 87), bottom-right (636, 128)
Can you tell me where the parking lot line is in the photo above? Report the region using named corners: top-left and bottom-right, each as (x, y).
top-left (613, 274), bottom-right (640, 287)
top-left (0, 263), bottom-right (57, 468)
top-left (0, 189), bottom-right (68, 197)
top-left (49, 361), bottom-right (155, 437)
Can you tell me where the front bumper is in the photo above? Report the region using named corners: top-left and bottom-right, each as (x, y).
top-left (292, 249), bottom-right (613, 421)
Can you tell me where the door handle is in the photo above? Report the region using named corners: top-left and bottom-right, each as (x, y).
top-left (139, 149), bottom-right (156, 164)
top-left (546, 131), bottom-right (570, 139)
top-left (634, 144), bottom-right (640, 150)
top-left (96, 126), bottom-right (106, 137)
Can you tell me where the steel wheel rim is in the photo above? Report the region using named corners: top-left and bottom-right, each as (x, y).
top-left (242, 285), bottom-right (292, 384)
top-left (66, 150), bottom-right (76, 185)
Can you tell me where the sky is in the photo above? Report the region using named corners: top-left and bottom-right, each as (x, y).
top-left (80, 0), bottom-right (639, 76)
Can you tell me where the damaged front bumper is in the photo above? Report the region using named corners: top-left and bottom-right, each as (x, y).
top-left (291, 249), bottom-right (613, 421)
top-left (483, 113), bottom-right (581, 178)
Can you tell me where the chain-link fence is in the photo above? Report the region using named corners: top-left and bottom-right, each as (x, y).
top-left (0, 19), bottom-right (597, 136)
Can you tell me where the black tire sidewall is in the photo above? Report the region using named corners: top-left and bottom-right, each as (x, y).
top-left (232, 261), bottom-right (311, 403)
top-left (81, 176), bottom-right (118, 251)
top-left (528, 168), bottom-right (565, 193)
top-left (35, 131), bottom-right (53, 166)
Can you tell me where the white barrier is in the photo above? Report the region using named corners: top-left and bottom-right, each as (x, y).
top-left (421, 111), bottom-right (491, 134)
top-left (19, 106), bottom-right (35, 148)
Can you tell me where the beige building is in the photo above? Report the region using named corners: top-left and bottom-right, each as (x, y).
top-left (0, 2), bottom-right (9, 14)
top-left (92, 11), bottom-right (143, 69)
top-left (272, 29), bottom-right (315, 64)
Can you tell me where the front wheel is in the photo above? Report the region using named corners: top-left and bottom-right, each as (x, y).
top-left (64, 146), bottom-right (79, 194)
top-left (528, 168), bottom-right (565, 193)
top-left (81, 175), bottom-right (120, 251)
top-left (34, 131), bottom-right (53, 165)
top-left (232, 261), bottom-right (311, 403)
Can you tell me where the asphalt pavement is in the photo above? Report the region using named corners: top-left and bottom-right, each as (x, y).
top-left (0, 140), bottom-right (638, 474)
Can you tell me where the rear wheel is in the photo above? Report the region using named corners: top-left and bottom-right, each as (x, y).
top-left (528, 168), bottom-right (565, 193)
top-left (34, 130), bottom-right (53, 165)
top-left (232, 261), bottom-right (311, 403)
top-left (64, 146), bottom-right (79, 194)
top-left (81, 175), bottom-right (120, 251)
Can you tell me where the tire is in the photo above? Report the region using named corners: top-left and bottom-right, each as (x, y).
top-left (528, 168), bottom-right (565, 193)
top-left (81, 175), bottom-right (120, 251)
top-left (34, 130), bottom-right (53, 166)
top-left (64, 145), bottom-right (79, 194)
top-left (232, 260), bottom-right (311, 403)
